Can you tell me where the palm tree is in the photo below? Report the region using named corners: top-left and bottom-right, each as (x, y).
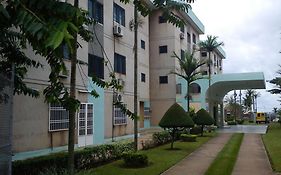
top-left (171, 51), bottom-right (205, 112)
top-left (199, 35), bottom-right (224, 106)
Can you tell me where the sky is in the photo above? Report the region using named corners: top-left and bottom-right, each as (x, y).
top-left (191, 0), bottom-right (281, 112)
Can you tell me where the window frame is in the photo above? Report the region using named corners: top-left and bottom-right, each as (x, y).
top-left (113, 3), bottom-right (125, 26)
top-left (49, 104), bottom-right (69, 132)
top-left (187, 32), bottom-right (191, 44)
top-left (114, 53), bottom-right (126, 74)
top-left (88, 0), bottom-right (103, 24)
top-left (158, 16), bottom-right (167, 23)
top-left (159, 76), bottom-right (168, 84)
top-left (141, 73), bottom-right (146, 82)
top-left (141, 40), bottom-right (145, 49)
top-left (159, 45), bottom-right (168, 54)
top-left (192, 33), bottom-right (196, 44)
top-left (114, 105), bottom-right (127, 125)
top-left (88, 54), bottom-right (104, 79)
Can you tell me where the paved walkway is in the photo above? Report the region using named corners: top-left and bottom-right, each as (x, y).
top-left (232, 134), bottom-right (275, 175)
top-left (218, 125), bottom-right (268, 134)
top-left (161, 133), bottom-right (232, 175)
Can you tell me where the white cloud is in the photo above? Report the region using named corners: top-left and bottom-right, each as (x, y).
top-left (192, 0), bottom-right (281, 111)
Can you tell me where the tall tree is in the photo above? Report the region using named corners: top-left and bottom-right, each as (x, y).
top-left (171, 51), bottom-right (205, 112)
top-left (199, 35), bottom-right (223, 109)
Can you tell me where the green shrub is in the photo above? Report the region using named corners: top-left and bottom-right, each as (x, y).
top-left (227, 121), bottom-right (237, 125)
top-left (195, 108), bottom-right (214, 136)
top-left (122, 152), bottom-right (148, 167)
top-left (236, 119), bottom-right (244, 124)
top-left (180, 134), bottom-right (197, 142)
top-left (13, 142), bottom-right (134, 175)
top-left (152, 131), bottom-right (172, 146)
top-left (159, 103), bottom-right (194, 149)
top-left (38, 167), bottom-right (68, 175)
top-left (190, 126), bottom-right (202, 134)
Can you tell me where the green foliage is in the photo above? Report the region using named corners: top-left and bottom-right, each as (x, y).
top-left (159, 103), bottom-right (194, 128)
top-left (190, 126), bottom-right (202, 135)
top-left (12, 142), bottom-right (134, 175)
top-left (227, 121), bottom-right (237, 125)
top-left (122, 152), bottom-right (148, 168)
top-left (159, 103), bottom-right (194, 149)
top-left (38, 167), bottom-right (68, 175)
top-left (152, 131), bottom-right (172, 146)
top-left (262, 123), bottom-right (281, 172)
top-left (236, 119), bottom-right (244, 124)
top-left (77, 133), bottom-right (215, 175)
top-left (180, 134), bottom-right (197, 142)
top-left (268, 66), bottom-right (281, 99)
top-left (199, 35), bottom-right (224, 53)
top-left (194, 108), bottom-right (214, 125)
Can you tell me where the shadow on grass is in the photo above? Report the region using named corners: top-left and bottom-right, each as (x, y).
top-left (118, 162), bottom-right (153, 169)
top-left (165, 148), bottom-right (182, 151)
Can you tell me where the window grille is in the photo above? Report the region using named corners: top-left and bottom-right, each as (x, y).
top-left (49, 104), bottom-right (69, 131)
top-left (114, 105), bottom-right (127, 125)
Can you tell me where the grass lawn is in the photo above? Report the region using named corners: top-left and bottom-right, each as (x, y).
top-left (76, 132), bottom-right (216, 175)
top-left (204, 133), bottom-right (244, 175)
top-left (262, 123), bottom-right (281, 172)
top-left (242, 119), bottom-right (256, 125)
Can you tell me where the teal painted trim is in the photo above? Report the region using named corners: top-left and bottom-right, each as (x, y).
top-left (187, 9), bottom-right (205, 34)
top-left (12, 145), bottom-right (78, 161)
top-left (144, 101), bottom-right (150, 108)
top-left (144, 119), bottom-right (150, 128)
top-left (216, 46), bottom-right (226, 59)
top-left (88, 78), bottom-right (104, 145)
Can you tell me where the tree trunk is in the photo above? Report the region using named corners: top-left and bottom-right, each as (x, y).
top-left (133, 0), bottom-right (138, 152)
top-left (171, 129), bottom-right (175, 149)
top-left (201, 125), bottom-right (204, 136)
top-left (68, 0), bottom-right (78, 174)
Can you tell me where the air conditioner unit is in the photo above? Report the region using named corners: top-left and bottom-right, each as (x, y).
top-left (113, 25), bottom-right (123, 37)
top-left (58, 69), bottom-right (69, 78)
top-left (179, 33), bottom-right (185, 40)
top-left (118, 78), bottom-right (125, 87)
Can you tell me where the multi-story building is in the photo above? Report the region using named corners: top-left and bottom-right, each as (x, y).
top-left (11, 0), bottom-right (229, 159)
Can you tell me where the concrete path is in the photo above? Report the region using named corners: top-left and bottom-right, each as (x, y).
top-left (161, 133), bottom-right (232, 175)
top-left (232, 134), bottom-right (274, 175)
top-left (218, 125), bottom-right (268, 134)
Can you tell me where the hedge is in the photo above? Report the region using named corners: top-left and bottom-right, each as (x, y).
top-left (12, 142), bottom-right (134, 175)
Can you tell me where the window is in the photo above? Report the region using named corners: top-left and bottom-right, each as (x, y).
top-left (159, 45), bottom-right (168, 54)
top-left (88, 54), bottom-right (104, 79)
top-left (189, 83), bottom-right (201, 93)
top-left (114, 53), bottom-right (126, 74)
top-left (202, 71), bottom-right (208, 75)
top-left (192, 33), bottom-right (196, 44)
top-left (141, 40), bottom-right (145, 49)
top-left (88, 0), bottom-right (103, 24)
top-left (159, 76), bottom-right (168, 84)
top-left (141, 73), bottom-right (146, 82)
top-left (113, 3), bottom-right (125, 26)
top-left (181, 49), bottom-right (185, 60)
top-left (159, 16), bottom-right (167, 23)
top-left (114, 105), bottom-right (127, 125)
top-left (144, 107), bottom-right (150, 116)
top-left (201, 52), bottom-right (207, 57)
top-left (176, 83), bottom-right (182, 94)
top-left (78, 103), bottom-right (93, 136)
top-left (187, 32), bottom-right (191, 43)
top-left (180, 25), bottom-right (185, 33)
top-left (49, 104), bottom-right (69, 131)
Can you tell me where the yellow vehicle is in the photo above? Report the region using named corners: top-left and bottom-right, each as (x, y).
top-left (256, 112), bottom-right (267, 124)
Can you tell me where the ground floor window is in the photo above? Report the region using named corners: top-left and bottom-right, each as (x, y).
top-left (49, 104), bottom-right (69, 131)
top-left (114, 105), bottom-right (127, 125)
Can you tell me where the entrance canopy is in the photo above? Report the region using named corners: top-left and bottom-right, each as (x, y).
top-left (207, 72), bottom-right (266, 102)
